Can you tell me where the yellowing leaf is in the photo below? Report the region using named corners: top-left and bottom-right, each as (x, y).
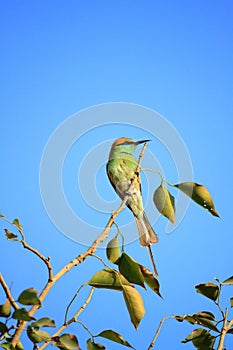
top-left (106, 237), bottom-right (121, 264)
top-left (98, 330), bottom-right (135, 348)
top-left (12, 218), bottom-right (23, 231)
top-left (153, 183), bottom-right (175, 223)
top-left (139, 265), bottom-right (162, 298)
top-left (175, 182), bottom-right (219, 217)
top-left (88, 269), bottom-right (131, 290)
top-left (122, 285), bottom-right (145, 329)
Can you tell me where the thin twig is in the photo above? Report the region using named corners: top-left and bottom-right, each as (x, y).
top-left (215, 284), bottom-right (225, 319)
top-left (148, 316), bottom-right (173, 350)
top-left (38, 287), bottom-right (95, 350)
top-left (0, 273), bottom-right (19, 310)
top-left (11, 142), bottom-right (148, 347)
top-left (64, 284), bottom-right (86, 324)
top-left (18, 231), bottom-right (53, 282)
top-left (2, 216), bottom-right (53, 282)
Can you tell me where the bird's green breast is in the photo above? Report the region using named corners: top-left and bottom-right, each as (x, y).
top-left (106, 155), bottom-right (144, 217)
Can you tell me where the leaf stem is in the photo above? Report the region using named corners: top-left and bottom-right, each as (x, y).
top-left (76, 320), bottom-right (95, 339)
top-left (141, 168), bottom-right (164, 182)
top-left (90, 254), bottom-right (112, 269)
top-left (113, 220), bottom-right (125, 252)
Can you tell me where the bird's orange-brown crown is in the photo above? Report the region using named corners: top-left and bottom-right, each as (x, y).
top-left (108, 137), bottom-right (135, 159)
top-left (111, 137), bottom-right (135, 148)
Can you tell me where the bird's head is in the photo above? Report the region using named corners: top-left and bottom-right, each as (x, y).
top-left (109, 137), bottom-right (151, 158)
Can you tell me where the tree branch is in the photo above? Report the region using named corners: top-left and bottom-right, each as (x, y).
top-left (19, 231), bottom-right (53, 282)
top-left (147, 316), bottom-right (173, 350)
top-left (38, 287), bottom-right (95, 350)
top-left (1, 216), bottom-right (53, 282)
top-left (217, 308), bottom-right (233, 350)
top-left (0, 273), bottom-right (19, 310)
top-left (10, 142), bottom-right (148, 347)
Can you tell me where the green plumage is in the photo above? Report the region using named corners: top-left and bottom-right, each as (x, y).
top-left (106, 137), bottom-right (158, 247)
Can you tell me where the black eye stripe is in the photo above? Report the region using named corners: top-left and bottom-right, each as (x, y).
top-left (117, 141), bottom-right (133, 146)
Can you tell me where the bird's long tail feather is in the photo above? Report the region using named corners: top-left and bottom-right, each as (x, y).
top-left (134, 212), bottom-right (159, 276)
top-left (135, 212), bottom-right (158, 246)
top-left (147, 245), bottom-right (158, 277)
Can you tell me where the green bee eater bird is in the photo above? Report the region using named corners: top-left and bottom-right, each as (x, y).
top-left (107, 137), bottom-right (159, 276)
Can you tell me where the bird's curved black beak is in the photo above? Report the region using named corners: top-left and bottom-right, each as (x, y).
top-left (135, 139), bottom-right (151, 145)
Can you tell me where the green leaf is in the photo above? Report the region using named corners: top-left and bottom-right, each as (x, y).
top-left (194, 311), bottom-right (216, 321)
top-left (230, 297), bottom-right (233, 308)
top-left (12, 218), bottom-right (23, 231)
top-left (182, 328), bottom-right (215, 348)
top-left (106, 237), bottom-right (121, 264)
top-left (97, 329), bottom-right (135, 348)
top-left (87, 339), bottom-right (105, 349)
top-left (139, 265), bottom-right (162, 297)
top-left (53, 334), bottom-right (80, 349)
top-left (192, 315), bottom-right (219, 333)
top-left (153, 183), bottom-right (175, 223)
top-left (195, 283), bottom-right (220, 301)
top-left (222, 275), bottom-right (233, 285)
top-left (0, 341), bottom-right (23, 350)
top-left (174, 182), bottom-right (219, 217)
top-left (183, 315), bottom-right (197, 325)
top-left (0, 214), bottom-right (4, 218)
top-left (183, 312), bottom-right (219, 332)
top-left (0, 344), bottom-right (15, 350)
top-left (12, 308), bottom-right (35, 321)
top-left (122, 285), bottom-right (145, 329)
top-left (31, 317), bottom-right (56, 328)
top-left (18, 288), bottom-right (40, 306)
top-left (174, 315), bottom-right (183, 322)
top-left (4, 229), bottom-right (17, 240)
top-left (118, 253), bottom-right (145, 288)
top-left (88, 269), bottom-right (131, 290)
top-left (0, 299), bottom-right (11, 317)
top-left (27, 325), bottom-right (50, 344)
top-left (0, 321), bottom-right (8, 334)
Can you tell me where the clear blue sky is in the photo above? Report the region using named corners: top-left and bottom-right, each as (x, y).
top-left (1, 1), bottom-right (233, 349)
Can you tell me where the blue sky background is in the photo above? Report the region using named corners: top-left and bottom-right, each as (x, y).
top-left (1, 1), bottom-right (233, 349)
